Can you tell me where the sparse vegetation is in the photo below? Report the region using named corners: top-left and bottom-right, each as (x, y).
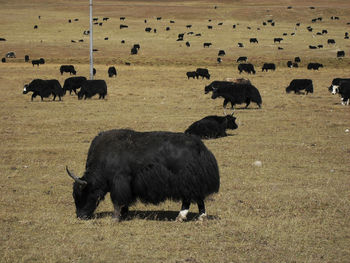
top-left (0, 0), bottom-right (349, 262)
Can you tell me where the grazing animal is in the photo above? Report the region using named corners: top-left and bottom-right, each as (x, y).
top-left (196, 68), bottom-right (210, 79)
top-left (238, 63), bottom-right (256, 74)
top-left (286, 79), bottom-right (313, 94)
top-left (63, 76), bottom-right (87, 95)
top-left (295, 57), bottom-right (301, 63)
top-left (203, 42), bottom-right (212, 48)
top-left (77, 80), bottom-right (107, 100)
top-left (327, 39), bottom-right (336, 44)
top-left (250, 38), bottom-right (258, 43)
top-left (205, 81), bottom-right (262, 112)
top-left (307, 63), bottom-right (323, 70)
top-left (218, 50), bottom-right (225, 56)
top-left (337, 51), bottom-right (345, 58)
top-left (309, 45), bottom-right (317, 49)
top-left (274, 37), bottom-right (283, 43)
top-left (186, 71), bottom-right (198, 79)
top-left (108, 66), bottom-right (117, 78)
top-left (23, 79), bottom-right (64, 101)
top-left (131, 46), bottom-right (138, 55)
top-left (186, 41), bottom-right (190, 47)
top-left (262, 63), bottom-right (276, 72)
top-left (120, 24), bottom-right (128, 29)
top-left (287, 61), bottom-right (293, 68)
top-left (238, 43), bottom-right (244, 48)
top-left (6, 51), bottom-right (16, 58)
top-left (185, 115), bottom-right (238, 139)
top-left (31, 58), bottom-right (45, 67)
top-left (328, 78), bottom-right (350, 93)
top-left (60, 65), bottom-right (76, 75)
top-left (1, 57), bottom-right (6, 63)
top-left (217, 57), bottom-right (222, 64)
top-left (66, 129), bottom-right (220, 221)
top-left (330, 81), bottom-right (350, 105)
top-left (237, 56), bottom-right (247, 62)
top-left (145, 27), bottom-right (152, 32)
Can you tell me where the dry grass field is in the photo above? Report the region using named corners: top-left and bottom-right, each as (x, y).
top-left (0, 0), bottom-right (349, 262)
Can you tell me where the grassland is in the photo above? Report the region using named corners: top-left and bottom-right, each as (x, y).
top-left (0, 0), bottom-right (349, 262)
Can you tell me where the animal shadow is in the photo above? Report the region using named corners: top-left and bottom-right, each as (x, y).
top-left (95, 210), bottom-right (219, 222)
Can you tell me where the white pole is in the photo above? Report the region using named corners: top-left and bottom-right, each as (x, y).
top-left (89, 0), bottom-right (93, 80)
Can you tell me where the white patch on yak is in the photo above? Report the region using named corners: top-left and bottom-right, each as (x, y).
top-left (331, 85), bottom-right (339, 95)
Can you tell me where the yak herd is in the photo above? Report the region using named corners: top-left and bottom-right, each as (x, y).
top-left (6, 4), bottom-right (350, 221)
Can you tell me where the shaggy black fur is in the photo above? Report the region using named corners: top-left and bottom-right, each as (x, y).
top-left (206, 81), bottom-right (262, 109)
top-left (63, 76), bottom-right (86, 95)
top-left (286, 79), bottom-right (313, 94)
top-left (23, 79), bottom-right (63, 101)
top-left (185, 115), bottom-right (238, 139)
top-left (77, 80), bottom-right (107, 100)
top-left (67, 129), bottom-right (220, 220)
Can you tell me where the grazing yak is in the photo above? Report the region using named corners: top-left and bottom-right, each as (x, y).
top-left (337, 51), bottom-right (345, 58)
top-left (185, 115), bottom-right (238, 139)
top-left (60, 65), bottom-right (76, 75)
top-left (77, 79), bottom-right (107, 100)
top-left (262, 63), bottom-right (276, 72)
top-left (286, 79), bottom-right (313, 94)
top-left (108, 66), bottom-right (117, 77)
top-left (63, 76), bottom-right (87, 95)
top-left (203, 42), bottom-right (212, 48)
top-left (66, 129), bottom-right (220, 221)
top-left (23, 79), bottom-right (64, 101)
top-left (331, 82), bottom-right (350, 105)
top-left (186, 71), bottom-right (198, 79)
top-left (196, 68), bottom-right (210, 79)
top-left (237, 56), bottom-right (247, 62)
top-left (328, 78), bottom-right (350, 93)
top-left (238, 63), bottom-right (256, 74)
top-left (205, 81), bottom-right (262, 112)
top-left (329, 78), bottom-right (350, 105)
top-left (31, 58), bottom-right (45, 67)
top-left (307, 63), bottom-right (323, 70)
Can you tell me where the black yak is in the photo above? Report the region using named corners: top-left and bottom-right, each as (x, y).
top-left (108, 66), bottom-right (117, 77)
top-left (186, 71), bottom-right (198, 79)
top-left (329, 79), bottom-right (350, 105)
top-left (185, 115), bottom-right (238, 139)
top-left (286, 79), bottom-right (313, 94)
top-left (77, 80), bottom-right (107, 100)
top-left (238, 63), bottom-right (256, 74)
top-left (60, 65), bottom-right (76, 75)
top-left (63, 76), bottom-right (87, 95)
top-left (205, 81), bottom-right (262, 112)
top-left (196, 68), bottom-right (210, 79)
top-left (66, 129), bottom-right (220, 221)
top-left (23, 79), bottom-right (63, 101)
top-left (262, 63), bottom-right (276, 72)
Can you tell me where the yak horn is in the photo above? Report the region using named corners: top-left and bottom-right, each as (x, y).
top-left (66, 166), bottom-right (87, 186)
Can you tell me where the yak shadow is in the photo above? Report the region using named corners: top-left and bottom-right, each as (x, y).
top-left (95, 210), bottom-right (219, 222)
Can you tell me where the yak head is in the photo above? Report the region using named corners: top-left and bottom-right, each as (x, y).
top-left (285, 86), bottom-right (292, 93)
top-left (77, 90), bottom-right (84, 100)
top-left (23, 84), bottom-right (29, 94)
top-left (204, 85), bottom-right (213, 94)
top-left (224, 114), bottom-right (238, 130)
top-left (331, 85), bottom-right (339, 95)
top-left (211, 88), bottom-right (220, 99)
top-left (66, 166), bottom-right (101, 219)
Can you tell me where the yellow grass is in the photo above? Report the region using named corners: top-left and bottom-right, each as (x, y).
top-left (0, 0), bottom-right (349, 262)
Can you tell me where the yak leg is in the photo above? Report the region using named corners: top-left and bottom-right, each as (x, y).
top-left (112, 204), bottom-right (128, 222)
top-left (223, 99), bottom-right (230, 115)
top-left (176, 200), bottom-right (190, 222)
top-left (245, 98), bottom-right (251, 108)
top-left (52, 94), bottom-right (56, 101)
top-left (197, 199), bottom-right (207, 221)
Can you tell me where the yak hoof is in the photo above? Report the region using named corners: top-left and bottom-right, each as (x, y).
top-left (197, 213), bottom-right (207, 222)
top-left (175, 214), bottom-right (187, 222)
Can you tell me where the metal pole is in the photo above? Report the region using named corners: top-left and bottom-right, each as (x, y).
top-left (89, 0), bottom-right (93, 80)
